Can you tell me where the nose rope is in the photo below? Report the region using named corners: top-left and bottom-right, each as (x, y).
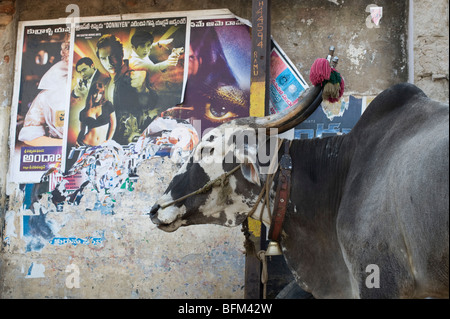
top-left (158, 138), bottom-right (287, 216)
top-left (159, 164), bottom-right (242, 209)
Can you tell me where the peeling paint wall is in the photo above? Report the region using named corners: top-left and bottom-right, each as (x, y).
top-left (2, 158), bottom-right (246, 298)
top-left (1, 0), bottom-right (448, 299)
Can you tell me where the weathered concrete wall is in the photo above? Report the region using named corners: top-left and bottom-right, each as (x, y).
top-left (2, 159), bottom-right (245, 298)
top-left (1, 0), bottom-right (17, 233)
top-left (413, 0), bottom-right (449, 103)
top-left (271, 0), bottom-right (409, 96)
top-left (0, 0), bottom-right (448, 299)
top-left (16, 0), bottom-right (410, 95)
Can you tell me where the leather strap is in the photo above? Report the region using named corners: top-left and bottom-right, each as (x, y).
top-left (268, 140), bottom-right (292, 242)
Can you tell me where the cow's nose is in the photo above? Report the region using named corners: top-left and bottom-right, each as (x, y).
top-left (149, 204), bottom-right (161, 223)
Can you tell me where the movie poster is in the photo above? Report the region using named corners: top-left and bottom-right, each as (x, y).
top-left (163, 15), bottom-right (252, 137)
top-left (63, 15), bottom-right (188, 173)
top-left (8, 22), bottom-right (72, 184)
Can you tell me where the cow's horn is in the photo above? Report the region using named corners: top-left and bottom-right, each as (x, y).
top-left (235, 85), bottom-right (323, 134)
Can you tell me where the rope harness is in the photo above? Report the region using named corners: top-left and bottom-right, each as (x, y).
top-left (158, 139), bottom-right (293, 299)
top-left (159, 164), bottom-right (242, 210)
top-left (159, 138), bottom-right (290, 212)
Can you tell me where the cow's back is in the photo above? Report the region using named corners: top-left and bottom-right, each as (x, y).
top-left (337, 83), bottom-right (449, 298)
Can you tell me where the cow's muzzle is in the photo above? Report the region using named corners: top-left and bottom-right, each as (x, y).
top-left (149, 203), bottom-right (185, 232)
top-left (149, 204), bottom-right (161, 225)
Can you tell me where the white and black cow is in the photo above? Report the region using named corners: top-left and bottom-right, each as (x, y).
top-left (150, 83), bottom-right (449, 299)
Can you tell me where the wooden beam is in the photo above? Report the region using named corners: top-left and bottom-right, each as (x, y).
top-left (245, 0), bottom-right (271, 300)
top-left (250, 0), bottom-right (271, 117)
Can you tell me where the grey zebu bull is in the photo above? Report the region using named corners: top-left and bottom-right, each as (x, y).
top-left (150, 83), bottom-right (449, 298)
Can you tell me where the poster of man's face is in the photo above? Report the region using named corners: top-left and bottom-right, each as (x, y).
top-left (64, 17), bottom-right (188, 173)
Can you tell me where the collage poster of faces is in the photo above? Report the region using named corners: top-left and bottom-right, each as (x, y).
top-left (9, 11), bottom-right (307, 184)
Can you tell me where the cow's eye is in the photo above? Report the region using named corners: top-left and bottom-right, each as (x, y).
top-left (201, 147), bottom-right (214, 156)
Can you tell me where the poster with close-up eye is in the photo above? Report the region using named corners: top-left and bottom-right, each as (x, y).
top-left (62, 14), bottom-right (189, 174)
top-left (8, 22), bottom-right (72, 184)
top-left (162, 15), bottom-right (252, 137)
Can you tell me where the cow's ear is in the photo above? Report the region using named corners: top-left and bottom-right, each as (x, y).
top-left (241, 162), bottom-right (260, 186)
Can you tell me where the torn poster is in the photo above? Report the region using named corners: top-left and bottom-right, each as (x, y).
top-left (162, 14), bottom-right (252, 137)
top-left (8, 22), bottom-right (72, 184)
top-left (294, 95), bottom-right (364, 139)
top-left (10, 10), bottom-right (311, 215)
top-left (370, 7), bottom-right (383, 26)
top-left (63, 13), bottom-right (189, 174)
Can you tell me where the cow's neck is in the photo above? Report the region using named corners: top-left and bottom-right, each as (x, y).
top-left (281, 135), bottom-right (355, 297)
top-left (287, 135), bottom-right (351, 220)
top-left (250, 135), bottom-right (351, 228)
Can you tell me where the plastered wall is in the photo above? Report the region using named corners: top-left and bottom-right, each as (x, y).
top-left (2, 158), bottom-right (246, 298)
top-left (0, 0), bottom-right (448, 299)
top-left (413, 0), bottom-right (449, 104)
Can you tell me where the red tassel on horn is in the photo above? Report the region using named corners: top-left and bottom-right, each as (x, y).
top-left (309, 59), bottom-right (345, 103)
top-left (309, 58), bottom-right (331, 86)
